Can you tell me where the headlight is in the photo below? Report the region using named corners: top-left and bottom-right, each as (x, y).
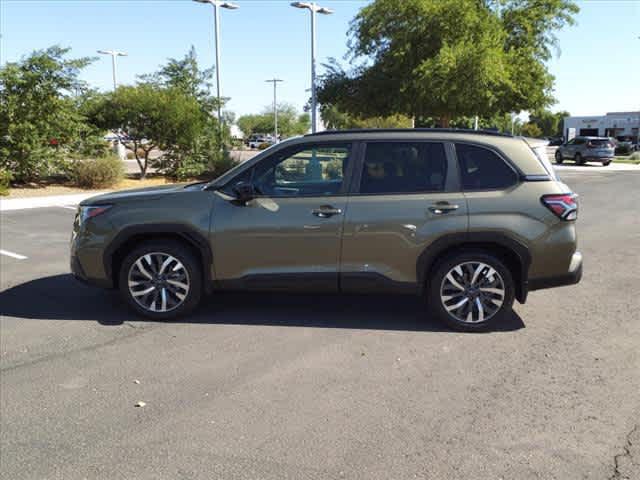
top-left (78, 205), bottom-right (112, 225)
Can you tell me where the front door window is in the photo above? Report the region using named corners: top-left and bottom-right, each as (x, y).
top-left (252, 144), bottom-right (352, 197)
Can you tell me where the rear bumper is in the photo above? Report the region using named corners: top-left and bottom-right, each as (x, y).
top-left (528, 251), bottom-right (583, 291)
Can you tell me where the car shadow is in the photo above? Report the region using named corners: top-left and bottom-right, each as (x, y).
top-left (0, 274), bottom-right (525, 333)
top-left (555, 163), bottom-right (608, 168)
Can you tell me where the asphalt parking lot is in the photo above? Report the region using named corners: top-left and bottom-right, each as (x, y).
top-left (1, 168), bottom-right (639, 479)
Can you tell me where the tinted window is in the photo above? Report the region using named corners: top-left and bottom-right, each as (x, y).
top-left (251, 144), bottom-right (351, 197)
top-left (574, 138), bottom-right (586, 145)
top-left (359, 142), bottom-right (447, 194)
top-left (456, 144), bottom-right (518, 190)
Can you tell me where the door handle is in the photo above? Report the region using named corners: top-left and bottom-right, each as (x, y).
top-left (312, 205), bottom-right (343, 218)
top-left (428, 202), bottom-right (459, 215)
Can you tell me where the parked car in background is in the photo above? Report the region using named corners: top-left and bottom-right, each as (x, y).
top-left (246, 134), bottom-right (276, 149)
top-left (614, 136), bottom-right (638, 154)
top-left (546, 136), bottom-right (564, 146)
top-left (555, 136), bottom-right (614, 165)
top-left (71, 129), bottom-right (582, 332)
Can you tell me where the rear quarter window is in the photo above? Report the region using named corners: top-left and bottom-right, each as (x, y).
top-left (456, 144), bottom-right (519, 190)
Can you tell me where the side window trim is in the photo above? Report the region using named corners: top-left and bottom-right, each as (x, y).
top-left (251, 141), bottom-right (355, 199)
top-left (352, 140), bottom-right (451, 196)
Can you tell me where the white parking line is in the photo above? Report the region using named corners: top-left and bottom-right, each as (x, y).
top-left (60, 206), bottom-right (77, 210)
top-left (0, 249), bottom-right (28, 260)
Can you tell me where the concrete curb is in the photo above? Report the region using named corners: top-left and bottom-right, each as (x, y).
top-left (0, 192), bottom-right (108, 212)
top-left (554, 163), bottom-right (640, 172)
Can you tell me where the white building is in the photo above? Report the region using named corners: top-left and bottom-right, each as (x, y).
top-left (563, 111), bottom-right (639, 142)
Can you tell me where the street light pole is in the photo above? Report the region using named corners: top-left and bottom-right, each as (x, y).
top-left (193, 0), bottom-right (239, 147)
top-left (266, 79), bottom-right (284, 143)
top-left (97, 50), bottom-right (127, 91)
top-left (97, 50), bottom-right (128, 161)
top-left (291, 2), bottom-right (333, 133)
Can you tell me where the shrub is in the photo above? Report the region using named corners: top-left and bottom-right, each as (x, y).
top-left (72, 155), bottom-right (124, 188)
top-left (0, 168), bottom-right (12, 196)
top-left (630, 152), bottom-right (640, 163)
top-left (258, 142), bottom-right (271, 150)
top-left (615, 145), bottom-right (632, 155)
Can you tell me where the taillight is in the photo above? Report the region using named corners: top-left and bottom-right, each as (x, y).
top-left (541, 194), bottom-right (578, 221)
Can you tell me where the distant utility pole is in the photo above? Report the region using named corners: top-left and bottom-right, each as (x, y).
top-left (265, 79), bottom-right (284, 143)
top-left (97, 50), bottom-right (127, 91)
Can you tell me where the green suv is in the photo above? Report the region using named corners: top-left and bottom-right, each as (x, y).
top-left (71, 130), bottom-right (582, 331)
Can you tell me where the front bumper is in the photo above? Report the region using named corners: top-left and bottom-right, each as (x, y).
top-left (71, 254), bottom-right (113, 288)
top-left (528, 251), bottom-right (583, 291)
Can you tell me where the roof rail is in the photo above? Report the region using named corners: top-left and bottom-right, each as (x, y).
top-left (305, 128), bottom-right (513, 138)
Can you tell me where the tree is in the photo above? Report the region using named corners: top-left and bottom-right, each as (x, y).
top-left (87, 84), bottom-right (205, 178)
top-left (320, 104), bottom-right (413, 130)
top-left (237, 103), bottom-right (310, 138)
top-left (139, 46), bottom-right (219, 116)
top-left (521, 122), bottom-right (543, 138)
top-left (0, 46), bottom-right (95, 181)
top-left (318, 0), bottom-right (578, 126)
top-left (528, 109), bottom-right (570, 137)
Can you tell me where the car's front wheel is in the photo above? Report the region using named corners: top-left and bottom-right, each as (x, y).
top-left (575, 153), bottom-right (585, 165)
top-left (427, 252), bottom-right (515, 332)
top-left (602, 159), bottom-right (611, 166)
top-left (119, 240), bottom-right (203, 320)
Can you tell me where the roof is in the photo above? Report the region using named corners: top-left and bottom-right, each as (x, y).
top-left (306, 128), bottom-right (513, 138)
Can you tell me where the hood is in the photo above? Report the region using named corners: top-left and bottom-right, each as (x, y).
top-left (79, 183), bottom-right (202, 205)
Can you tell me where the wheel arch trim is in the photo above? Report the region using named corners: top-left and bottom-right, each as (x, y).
top-left (104, 224), bottom-right (213, 291)
top-left (416, 232), bottom-right (531, 303)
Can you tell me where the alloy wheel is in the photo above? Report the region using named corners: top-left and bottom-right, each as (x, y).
top-left (127, 252), bottom-right (190, 313)
top-left (440, 261), bottom-right (505, 323)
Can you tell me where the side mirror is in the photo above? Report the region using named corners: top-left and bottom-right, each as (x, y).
top-left (232, 181), bottom-right (255, 203)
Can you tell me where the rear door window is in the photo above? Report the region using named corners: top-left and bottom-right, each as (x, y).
top-left (589, 139), bottom-right (612, 147)
top-left (359, 142), bottom-right (448, 194)
top-left (455, 144), bottom-right (519, 191)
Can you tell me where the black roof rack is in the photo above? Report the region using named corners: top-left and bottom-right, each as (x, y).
top-left (305, 128), bottom-right (513, 138)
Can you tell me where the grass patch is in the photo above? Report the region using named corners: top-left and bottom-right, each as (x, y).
top-left (613, 156), bottom-right (640, 165)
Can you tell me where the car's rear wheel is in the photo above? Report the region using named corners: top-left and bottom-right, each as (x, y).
top-left (602, 159), bottom-right (611, 166)
top-left (427, 252), bottom-right (515, 332)
top-left (575, 153), bottom-right (585, 165)
top-left (555, 150), bottom-right (563, 164)
top-left (119, 241), bottom-right (202, 320)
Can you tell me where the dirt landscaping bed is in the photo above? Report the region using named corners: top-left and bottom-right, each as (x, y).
top-left (6, 175), bottom-right (180, 199)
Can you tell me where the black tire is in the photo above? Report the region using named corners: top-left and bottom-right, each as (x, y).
top-left (575, 153), bottom-right (585, 165)
top-left (118, 240), bottom-right (203, 320)
top-left (602, 160), bottom-right (611, 166)
top-left (555, 150), bottom-right (563, 164)
top-left (427, 251), bottom-right (515, 332)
